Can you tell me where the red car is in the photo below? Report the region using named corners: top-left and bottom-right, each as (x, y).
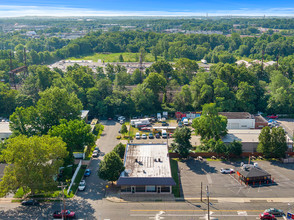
top-left (267, 115), bottom-right (278, 119)
top-left (53, 210), bottom-right (76, 219)
top-left (259, 212), bottom-right (275, 220)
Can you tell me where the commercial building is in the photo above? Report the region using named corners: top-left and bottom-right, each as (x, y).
top-left (117, 143), bottom-right (176, 194)
top-left (222, 129), bottom-right (293, 152)
top-left (219, 112), bottom-right (255, 129)
top-left (237, 164), bottom-right (272, 185)
top-left (0, 122), bottom-right (12, 141)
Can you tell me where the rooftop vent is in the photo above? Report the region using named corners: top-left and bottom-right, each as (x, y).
top-left (135, 158), bottom-right (138, 163)
top-left (158, 158), bottom-right (161, 162)
top-left (154, 158), bottom-right (157, 162)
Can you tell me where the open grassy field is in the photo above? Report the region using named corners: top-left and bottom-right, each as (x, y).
top-left (69, 52), bottom-right (164, 62)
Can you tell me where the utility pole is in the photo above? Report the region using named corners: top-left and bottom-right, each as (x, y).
top-left (201, 182), bottom-right (203, 202)
top-left (206, 185), bottom-right (210, 220)
top-left (58, 182), bottom-right (67, 219)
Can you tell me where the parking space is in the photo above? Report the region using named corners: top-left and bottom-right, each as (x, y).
top-left (179, 160), bottom-right (294, 199)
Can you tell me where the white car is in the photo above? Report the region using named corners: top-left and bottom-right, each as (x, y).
top-left (118, 116), bottom-right (126, 121)
top-left (142, 134), bottom-right (147, 139)
top-left (92, 150), bottom-right (99, 158)
top-left (135, 132), bottom-right (140, 139)
top-left (220, 168), bottom-right (235, 174)
top-left (78, 180), bottom-right (86, 191)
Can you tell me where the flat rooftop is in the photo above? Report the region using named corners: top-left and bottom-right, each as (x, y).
top-left (223, 129), bottom-right (293, 143)
top-left (121, 144), bottom-right (171, 178)
top-left (0, 122), bottom-right (12, 134)
top-left (219, 112), bottom-right (253, 119)
top-left (222, 129), bottom-right (261, 143)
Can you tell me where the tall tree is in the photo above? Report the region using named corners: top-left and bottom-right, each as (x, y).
top-left (192, 103), bottom-right (227, 141)
top-left (172, 127), bottom-right (192, 158)
top-left (49, 119), bottom-right (96, 152)
top-left (98, 151), bottom-right (125, 183)
top-left (0, 135), bottom-right (68, 197)
top-left (113, 143), bottom-right (126, 159)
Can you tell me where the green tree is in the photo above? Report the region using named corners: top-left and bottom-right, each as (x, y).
top-left (143, 72), bottom-right (167, 97)
top-left (98, 151), bottom-right (125, 183)
top-left (119, 54), bottom-right (124, 62)
top-left (131, 84), bottom-right (156, 114)
top-left (271, 127), bottom-right (288, 158)
top-left (121, 124), bottom-right (128, 134)
top-left (10, 87), bottom-right (83, 135)
top-left (192, 103), bottom-right (227, 141)
top-left (49, 119), bottom-right (96, 152)
top-left (113, 143), bottom-right (126, 159)
top-left (172, 127), bottom-right (192, 158)
top-left (173, 85), bottom-right (192, 112)
top-left (0, 135), bottom-right (68, 197)
top-left (226, 140), bottom-right (243, 158)
top-left (257, 126), bottom-right (272, 158)
top-left (257, 126), bottom-right (287, 158)
top-left (0, 83), bottom-right (18, 117)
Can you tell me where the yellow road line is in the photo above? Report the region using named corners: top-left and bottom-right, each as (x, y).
top-left (130, 210), bottom-right (264, 212)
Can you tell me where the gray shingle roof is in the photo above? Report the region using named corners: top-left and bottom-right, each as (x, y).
top-left (238, 167), bottom-right (271, 178)
top-left (117, 177), bottom-right (176, 186)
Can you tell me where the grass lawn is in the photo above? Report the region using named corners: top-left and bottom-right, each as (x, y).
top-left (69, 52), bottom-right (163, 62)
top-left (170, 158), bottom-right (180, 197)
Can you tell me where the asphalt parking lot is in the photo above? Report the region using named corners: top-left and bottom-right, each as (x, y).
top-left (178, 159), bottom-right (294, 199)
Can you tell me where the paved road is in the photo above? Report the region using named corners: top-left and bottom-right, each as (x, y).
top-left (0, 198), bottom-right (292, 219)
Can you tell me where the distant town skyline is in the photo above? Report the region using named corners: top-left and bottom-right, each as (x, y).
top-left (0, 0), bottom-right (294, 17)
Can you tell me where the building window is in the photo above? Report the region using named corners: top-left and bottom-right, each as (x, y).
top-left (121, 186), bottom-right (131, 192)
top-left (135, 186), bottom-right (145, 192)
top-left (146, 185), bottom-right (156, 192)
top-left (241, 125), bottom-right (247, 127)
top-left (161, 186), bottom-right (170, 193)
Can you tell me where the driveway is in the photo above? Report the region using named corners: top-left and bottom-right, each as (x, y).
top-left (75, 120), bottom-right (121, 203)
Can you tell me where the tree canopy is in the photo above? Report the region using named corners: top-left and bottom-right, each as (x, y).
top-left (0, 135), bottom-right (68, 197)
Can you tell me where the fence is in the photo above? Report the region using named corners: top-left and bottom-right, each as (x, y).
top-left (67, 160), bottom-right (82, 194)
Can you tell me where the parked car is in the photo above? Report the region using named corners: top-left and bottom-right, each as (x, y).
top-left (264, 208), bottom-right (284, 217)
top-left (259, 212), bottom-right (275, 220)
top-left (118, 116), bottom-right (126, 121)
top-left (149, 133), bottom-right (154, 139)
top-left (119, 119), bottom-right (125, 124)
top-left (21, 199), bottom-right (39, 206)
top-left (162, 121), bottom-right (169, 126)
top-left (135, 132), bottom-right (140, 139)
top-left (53, 210), bottom-right (76, 219)
top-left (220, 168), bottom-right (235, 174)
top-left (78, 180), bottom-right (86, 191)
top-left (84, 169), bottom-right (91, 177)
top-left (142, 134), bottom-right (147, 139)
top-left (267, 115), bottom-right (278, 119)
top-left (178, 121), bottom-right (183, 127)
top-left (141, 127), bottom-right (151, 131)
top-left (92, 150), bottom-right (99, 158)
top-left (155, 133), bottom-right (160, 138)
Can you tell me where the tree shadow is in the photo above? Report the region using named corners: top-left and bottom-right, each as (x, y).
top-left (0, 199), bottom-right (96, 219)
top-left (269, 159), bottom-right (294, 171)
top-left (183, 158), bottom-right (217, 175)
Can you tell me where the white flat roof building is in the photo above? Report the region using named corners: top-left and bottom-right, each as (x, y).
top-left (118, 143), bottom-right (175, 194)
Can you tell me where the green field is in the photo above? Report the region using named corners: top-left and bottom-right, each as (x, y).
top-left (70, 52), bottom-right (163, 62)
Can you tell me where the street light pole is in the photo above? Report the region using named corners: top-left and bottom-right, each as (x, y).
top-left (206, 185), bottom-right (210, 220)
top-left (58, 182), bottom-right (67, 220)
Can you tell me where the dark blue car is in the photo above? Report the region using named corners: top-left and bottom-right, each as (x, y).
top-left (84, 169), bottom-right (91, 177)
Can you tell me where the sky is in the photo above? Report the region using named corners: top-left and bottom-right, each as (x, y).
top-left (0, 0), bottom-right (294, 17)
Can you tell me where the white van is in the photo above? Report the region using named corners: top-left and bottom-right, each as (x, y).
top-left (162, 130), bottom-right (167, 138)
top-left (135, 132), bottom-right (140, 139)
top-left (183, 118), bottom-right (189, 126)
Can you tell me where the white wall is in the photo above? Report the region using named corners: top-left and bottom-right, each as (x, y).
top-left (227, 119), bottom-right (255, 129)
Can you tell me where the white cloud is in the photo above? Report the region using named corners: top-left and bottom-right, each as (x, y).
top-left (0, 5), bottom-right (294, 17)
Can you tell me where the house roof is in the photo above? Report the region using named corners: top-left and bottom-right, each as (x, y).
top-left (219, 112), bottom-right (253, 119)
top-left (238, 166), bottom-right (271, 178)
top-left (255, 115), bottom-right (268, 123)
top-left (117, 177), bottom-right (176, 186)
